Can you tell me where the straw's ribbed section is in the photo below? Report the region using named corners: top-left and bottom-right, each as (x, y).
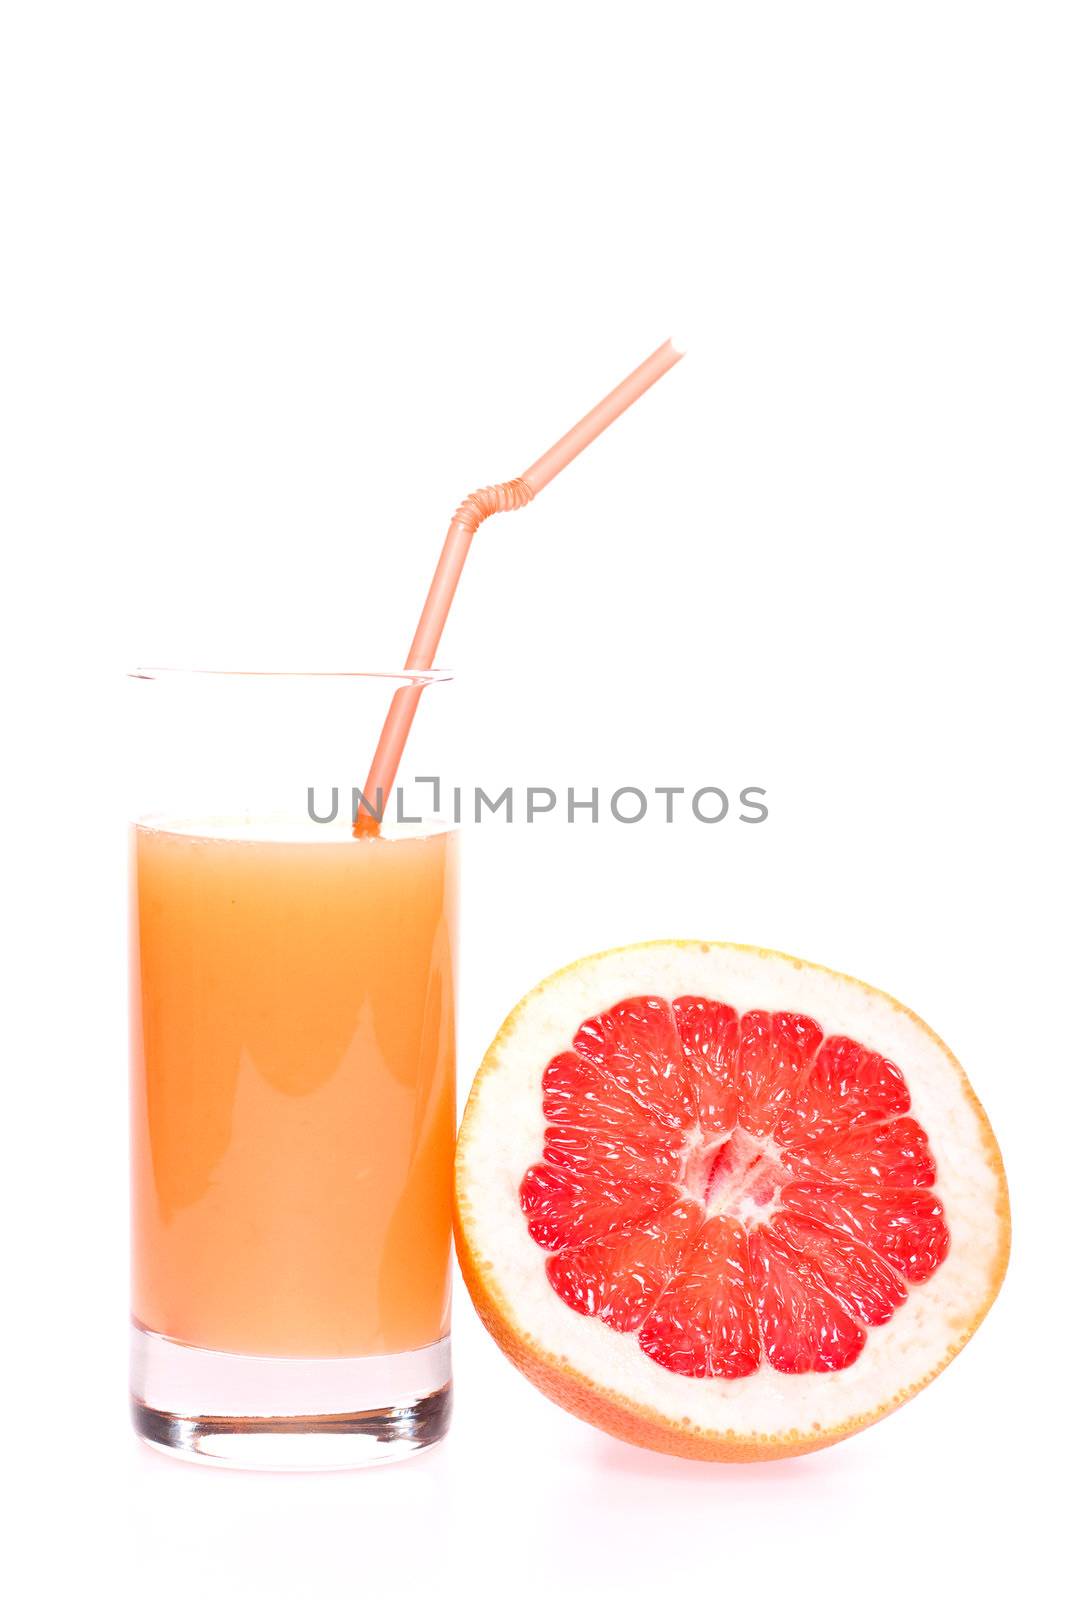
top-left (403, 476), bottom-right (536, 674)
top-left (450, 476), bottom-right (535, 535)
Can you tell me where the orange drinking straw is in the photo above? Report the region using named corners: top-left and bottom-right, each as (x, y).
top-left (355, 337), bottom-right (685, 834)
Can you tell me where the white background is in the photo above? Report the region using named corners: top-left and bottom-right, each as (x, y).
top-left (3, 3), bottom-right (1064, 1595)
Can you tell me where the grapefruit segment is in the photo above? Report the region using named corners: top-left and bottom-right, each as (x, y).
top-left (769, 1210), bottom-right (907, 1327)
top-left (748, 1222), bottom-right (868, 1374)
top-left (783, 1182), bottom-right (950, 1283)
top-left (455, 942), bottom-right (1009, 1460)
top-left (572, 997), bottom-right (696, 1130)
top-left (775, 1034), bottom-right (911, 1146)
top-left (542, 1048), bottom-right (678, 1142)
top-left (518, 1162), bottom-right (677, 1253)
top-left (780, 1115), bottom-right (936, 1188)
top-left (638, 1215), bottom-right (761, 1379)
top-left (672, 996), bottom-right (739, 1133)
top-left (547, 1201), bottom-right (702, 1333)
top-left (541, 1123), bottom-right (687, 1186)
top-left (736, 1009), bottom-right (824, 1138)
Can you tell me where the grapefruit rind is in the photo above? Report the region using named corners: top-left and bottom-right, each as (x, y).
top-left (454, 941), bottom-right (1010, 1461)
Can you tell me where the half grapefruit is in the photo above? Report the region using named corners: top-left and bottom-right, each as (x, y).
top-left (454, 941), bottom-right (1009, 1460)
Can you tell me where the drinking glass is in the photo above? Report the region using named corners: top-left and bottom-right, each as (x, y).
top-left (128, 669), bottom-right (457, 1468)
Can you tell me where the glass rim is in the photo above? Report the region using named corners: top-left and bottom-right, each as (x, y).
top-left (129, 666), bottom-right (454, 685)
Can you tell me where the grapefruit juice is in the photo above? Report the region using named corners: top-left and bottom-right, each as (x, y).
top-left (131, 820), bottom-right (457, 1357)
top-left (129, 806), bottom-right (457, 1465)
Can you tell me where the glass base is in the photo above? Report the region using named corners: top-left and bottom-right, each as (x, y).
top-left (130, 1324), bottom-right (452, 1470)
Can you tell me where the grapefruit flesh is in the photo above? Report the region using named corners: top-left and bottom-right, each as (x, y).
top-left (521, 997), bottom-right (946, 1380)
top-left (455, 943), bottom-right (1009, 1460)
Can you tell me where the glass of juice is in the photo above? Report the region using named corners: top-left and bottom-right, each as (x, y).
top-left (128, 669), bottom-right (457, 1468)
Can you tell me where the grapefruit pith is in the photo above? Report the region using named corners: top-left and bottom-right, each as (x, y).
top-left (454, 942), bottom-right (1009, 1460)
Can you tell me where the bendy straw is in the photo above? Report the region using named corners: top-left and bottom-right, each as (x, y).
top-left (355, 337), bottom-right (684, 834)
